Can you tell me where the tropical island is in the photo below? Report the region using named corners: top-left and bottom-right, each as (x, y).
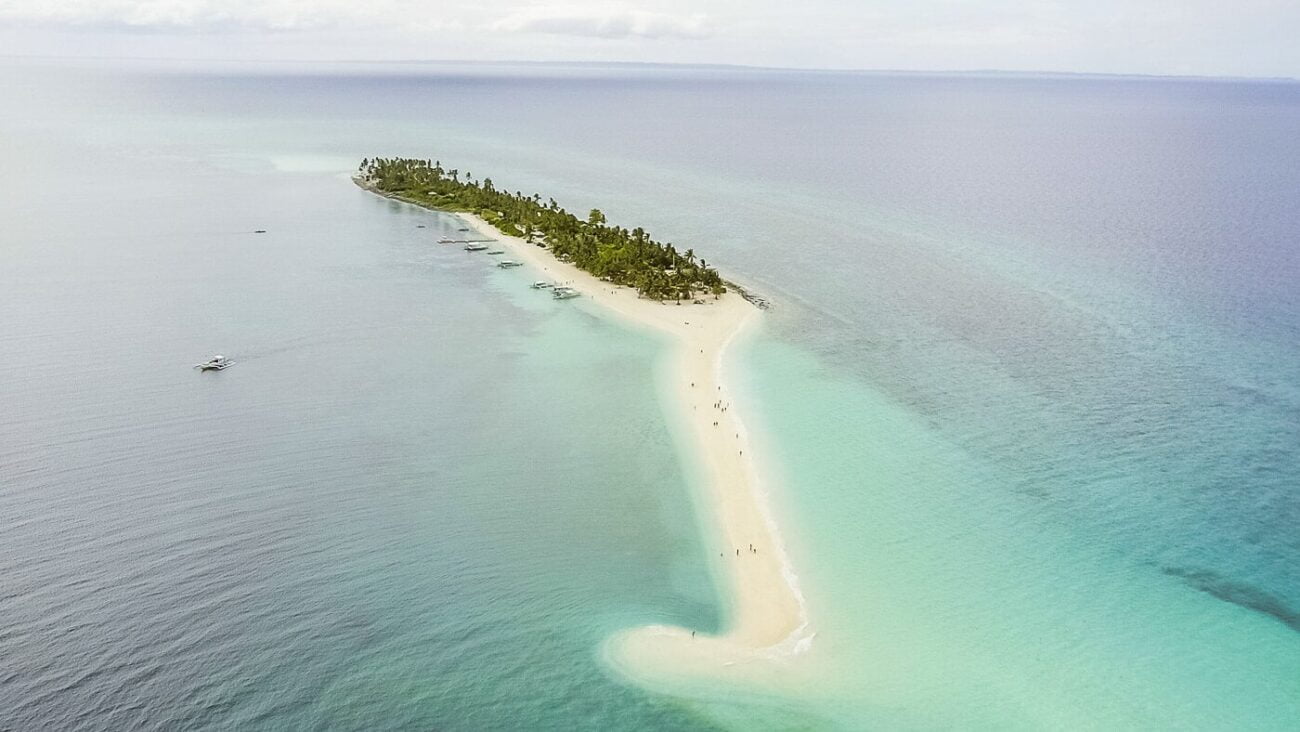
top-left (355, 156), bottom-right (808, 682)
top-left (357, 157), bottom-right (726, 302)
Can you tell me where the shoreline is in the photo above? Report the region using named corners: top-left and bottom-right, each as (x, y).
top-left (355, 177), bottom-right (810, 677)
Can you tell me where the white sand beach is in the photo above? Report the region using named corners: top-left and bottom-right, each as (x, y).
top-left (452, 211), bottom-right (811, 672)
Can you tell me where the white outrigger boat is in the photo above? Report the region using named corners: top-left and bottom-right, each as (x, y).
top-left (464, 243), bottom-right (488, 251)
top-left (497, 260), bottom-right (523, 268)
top-left (552, 286), bottom-right (581, 300)
top-left (486, 249), bottom-right (505, 255)
top-left (194, 354), bottom-right (232, 371)
top-left (530, 281), bottom-right (553, 289)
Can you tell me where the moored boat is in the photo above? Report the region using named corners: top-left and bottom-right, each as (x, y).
top-left (552, 286), bottom-right (580, 300)
top-left (464, 243), bottom-right (488, 251)
top-left (530, 281), bottom-right (553, 289)
top-left (497, 260), bottom-right (523, 268)
top-left (194, 354), bottom-right (232, 371)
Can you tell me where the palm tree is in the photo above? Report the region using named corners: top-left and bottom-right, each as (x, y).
top-left (361, 156), bottom-right (723, 302)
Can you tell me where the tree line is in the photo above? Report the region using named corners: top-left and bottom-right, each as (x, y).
top-left (359, 157), bottom-right (726, 301)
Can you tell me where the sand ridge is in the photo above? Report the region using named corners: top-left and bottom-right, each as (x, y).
top-left (450, 212), bottom-right (810, 674)
top-left (353, 171), bottom-right (811, 675)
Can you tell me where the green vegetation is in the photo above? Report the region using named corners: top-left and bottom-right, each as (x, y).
top-left (359, 157), bottom-right (726, 301)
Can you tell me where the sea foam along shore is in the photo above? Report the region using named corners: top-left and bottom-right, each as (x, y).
top-left (356, 177), bottom-right (811, 680)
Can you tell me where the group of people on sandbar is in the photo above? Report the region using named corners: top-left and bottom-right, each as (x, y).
top-left (701, 389), bottom-right (743, 455)
top-left (709, 395), bottom-right (730, 428)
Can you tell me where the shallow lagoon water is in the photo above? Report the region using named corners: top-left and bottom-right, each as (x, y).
top-left (2, 60), bottom-right (1298, 729)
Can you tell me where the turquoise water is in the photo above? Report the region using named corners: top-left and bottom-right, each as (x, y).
top-left (734, 337), bottom-right (1299, 728)
top-left (2, 59), bottom-right (1298, 728)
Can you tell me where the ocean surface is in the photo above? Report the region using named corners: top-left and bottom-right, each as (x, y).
top-left (1, 59), bottom-right (1297, 729)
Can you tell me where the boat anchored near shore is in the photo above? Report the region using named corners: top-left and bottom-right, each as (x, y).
top-left (497, 260), bottom-right (523, 268)
top-left (464, 243), bottom-right (489, 252)
top-left (194, 355), bottom-right (232, 371)
top-left (552, 286), bottom-right (581, 300)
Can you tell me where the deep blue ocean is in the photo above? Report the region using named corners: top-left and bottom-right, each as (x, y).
top-left (1, 59), bottom-right (1297, 729)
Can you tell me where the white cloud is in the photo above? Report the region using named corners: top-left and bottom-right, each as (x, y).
top-left (490, 6), bottom-right (710, 39)
top-left (0, 0), bottom-right (409, 31)
top-left (0, 0), bottom-right (1295, 77)
top-left (0, 0), bottom-right (710, 39)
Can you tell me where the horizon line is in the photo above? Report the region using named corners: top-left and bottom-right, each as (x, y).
top-left (2, 52), bottom-right (1296, 83)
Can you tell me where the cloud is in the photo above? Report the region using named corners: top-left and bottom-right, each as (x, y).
top-left (0, 0), bottom-right (1294, 77)
top-left (490, 6), bottom-right (710, 39)
top-left (0, 0), bottom-right (404, 32)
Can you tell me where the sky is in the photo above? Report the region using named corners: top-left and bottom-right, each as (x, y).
top-left (0, 0), bottom-right (1297, 78)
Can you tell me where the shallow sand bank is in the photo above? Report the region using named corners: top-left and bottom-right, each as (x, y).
top-left (357, 179), bottom-right (809, 677)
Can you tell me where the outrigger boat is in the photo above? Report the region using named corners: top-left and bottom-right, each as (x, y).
top-left (486, 249), bottom-right (505, 255)
top-left (464, 243), bottom-right (489, 251)
top-left (530, 281), bottom-right (553, 289)
top-left (497, 260), bottom-right (523, 268)
top-left (438, 236), bottom-right (453, 243)
top-left (194, 354), bottom-right (232, 371)
top-left (552, 286), bottom-right (581, 300)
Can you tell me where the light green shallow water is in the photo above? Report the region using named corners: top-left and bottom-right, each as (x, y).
top-left (708, 334), bottom-right (1300, 729)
